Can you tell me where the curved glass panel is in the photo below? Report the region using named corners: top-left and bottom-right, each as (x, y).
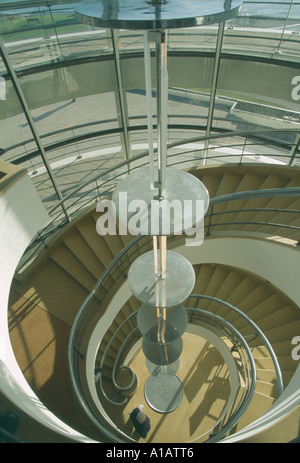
top-left (0, 0), bottom-right (300, 226)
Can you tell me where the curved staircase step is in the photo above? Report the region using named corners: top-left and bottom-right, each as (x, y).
top-left (63, 228), bottom-right (106, 279)
top-left (49, 244), bottom-right (97, 292)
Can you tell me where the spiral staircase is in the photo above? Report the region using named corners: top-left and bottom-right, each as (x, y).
top-left (2, 161), bottom-right (299, 443)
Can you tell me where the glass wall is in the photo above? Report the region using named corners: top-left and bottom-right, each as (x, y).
top-left (0, 0), bottom-right (299, 216)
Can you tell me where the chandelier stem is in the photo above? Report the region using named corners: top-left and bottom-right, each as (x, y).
top-left (156, 30), bottom-right (168, 199)
top-left (144, 31), bottom-right (155, 190)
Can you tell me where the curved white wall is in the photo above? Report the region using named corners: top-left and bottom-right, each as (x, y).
top-left (0, 171), bottom-right (94, 443)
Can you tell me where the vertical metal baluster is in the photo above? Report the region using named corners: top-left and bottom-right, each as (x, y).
top-left (0, 37), bottom-right (70, 223)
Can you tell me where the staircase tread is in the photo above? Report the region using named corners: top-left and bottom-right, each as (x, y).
top-left (49, 243), bottom-right (97, 291)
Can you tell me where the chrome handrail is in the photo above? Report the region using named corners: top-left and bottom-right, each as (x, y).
top-left (68, 227), bottom-right (285, 442)
top-left (47, 128), bottom-right (300, 215)
top-left (186, 308), bottom-right (257, 443)
top-left (189, 294), bottom-right (284, 398)
top-left (99, 311), bottom-right (140, 406)
top-left (210, 187), bottom-right (300, 206)
top-left (94, 304), bottom-right (257, 443)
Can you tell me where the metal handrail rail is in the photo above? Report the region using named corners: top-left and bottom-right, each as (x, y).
top-left (2, 14), bottom-right (300, 77)
top-left (186, 308), bottom-right (257, 443)
top-left (210, 187), bottom-right (300, 206)
top-left (47, 127), bottom-right (300, 215)
top-left (68, 184), bottom-right (297, 431)
top-left (112, 328), bottom-right (140, 392)
top-left (7, 123), bottom-right (300, 173)
top-left (99, 311), bottom-right (140, 406)
top-left (68, 213), bottom-right (287, 443)
top-left (94, 304), bottom-right (257, 443)
top-left (17, 178), bottom-right (300, 273)
top-left (189, 294), bottom-right (284, 397)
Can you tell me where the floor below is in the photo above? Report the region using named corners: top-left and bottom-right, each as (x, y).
top-left (7, 287), bottom-right (88, 439)
top-left (102, 333), bottom-right (232, 443)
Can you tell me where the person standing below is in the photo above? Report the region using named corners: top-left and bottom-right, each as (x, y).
top-left (129, 405), bottom-right (151, 439)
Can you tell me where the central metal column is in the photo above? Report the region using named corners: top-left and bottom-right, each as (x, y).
top-left (156, 31), bottom-right (169, 199)
top-left (111, 30), bottom-right (132, 167)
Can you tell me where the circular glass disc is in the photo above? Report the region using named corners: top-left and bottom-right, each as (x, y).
top-left (128, 250), bottom-right (195, 307)
top-left (145, 372), bottom-right (184, 413)
top-left (112, 167), bottom-right (209, 236)
top-left (137, 303), bottom-right (188, 336)
top-left (142, 330), bottom-right (183, 365)
top-left (75, 0), bottom-right (243, 30)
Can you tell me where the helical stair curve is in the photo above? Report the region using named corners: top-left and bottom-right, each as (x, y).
top-left (67, 234), bottom-right (294, 444)
top-left (8, 163), bottom-right (300, 443)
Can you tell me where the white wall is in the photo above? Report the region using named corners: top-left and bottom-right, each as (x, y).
top-left (0, 173), bottom-right (94, 442)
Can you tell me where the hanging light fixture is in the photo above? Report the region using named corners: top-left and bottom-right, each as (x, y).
top-left (75, 0), bottom-right (242, 414)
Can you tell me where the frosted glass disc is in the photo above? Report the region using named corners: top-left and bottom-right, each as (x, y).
top-left (112, 167), bottom-right (209, 236)
top-left (76, 0), bottom-right (242, 31)
top-left (145, 372), bottom-right (184, 413)
top-left (128, 250), bottom-right (195, 307)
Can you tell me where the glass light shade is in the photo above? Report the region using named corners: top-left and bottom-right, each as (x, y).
top-left (112, 167), bottom-right (210, 236)
top-left (146, 358), bottom-right (180, 376)
top-left (128, 250), bottom-right (195, 307)
top-left (145, 371), bottom-right (184, 413)
top-left (137, 304), bottom-right (188, 336)
top-left (142, 324), bottom-right (183, 365)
